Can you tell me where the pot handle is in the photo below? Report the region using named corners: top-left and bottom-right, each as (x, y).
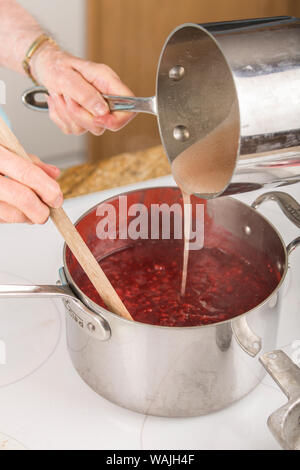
top-left (22, 86), bottom-right (157, 115)
top-left (260, 350), bottom-right (300, 400)
top-left (259, 350), bottom-right (300, 450)
top-left (251, 191), bottom-right (300, 254)
top-left (232, 316), bottom-right (262, 357)
top-left (0, 277), bottom-right (111, 341)
top-left (234, 190), bottom-right (300, 358)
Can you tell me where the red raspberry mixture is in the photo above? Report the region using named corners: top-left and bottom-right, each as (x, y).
top-left (76, 239), bottom-right (280, 327)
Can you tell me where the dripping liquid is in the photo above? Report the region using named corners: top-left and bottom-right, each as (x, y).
top-left (181, 192), bottom-right (193, 296)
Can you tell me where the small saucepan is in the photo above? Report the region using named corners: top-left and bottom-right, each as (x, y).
top-left (22, 17), bottom-right (300, 197)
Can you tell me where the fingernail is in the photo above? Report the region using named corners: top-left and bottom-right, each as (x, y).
top-left (94, 102), bottom-right (109, 117)
top-left (53, 193), bottom-right (63, 208)
top-left (50, 166), bottom-right (61, 178)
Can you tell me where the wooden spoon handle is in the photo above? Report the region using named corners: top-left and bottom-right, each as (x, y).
top-left (50, 206), bottom-right (133, 319)
top-left (0, 116), bottom-right (133, 321)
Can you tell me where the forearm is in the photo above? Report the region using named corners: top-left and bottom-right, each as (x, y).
top-left (0, 0), bottom-right (134, 136)
top-left (0, 0), bottom-right (43, 74)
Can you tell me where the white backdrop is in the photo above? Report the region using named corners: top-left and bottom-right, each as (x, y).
top-left (0, 0), bottom-right (86, 165)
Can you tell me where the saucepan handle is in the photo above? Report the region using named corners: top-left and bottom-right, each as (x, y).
top-left (251, 191), bottom-right (300, 255)
top-left (22, 86), bottom-right (157, 115)
top-left (0, 277), bottom-right (111, 341)
top-left (260, 349), bottom-right (300, 400)
top-left (259, 349), bottom-right (300, 450)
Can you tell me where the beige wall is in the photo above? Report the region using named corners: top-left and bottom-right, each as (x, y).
top-left (0, 0), bottom-right (86, 165)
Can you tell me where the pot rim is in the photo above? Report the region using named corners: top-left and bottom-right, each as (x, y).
top-left (63, 185), bottom-right (288, 331)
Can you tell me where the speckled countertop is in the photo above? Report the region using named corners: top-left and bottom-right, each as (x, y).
top-left (59, 145), bottom-right (171, 199)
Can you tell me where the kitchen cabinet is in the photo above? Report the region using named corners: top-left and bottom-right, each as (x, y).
top-left (87, 0), bottom-right (298, 162)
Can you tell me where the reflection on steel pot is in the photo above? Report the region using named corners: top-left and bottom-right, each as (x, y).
top-left (0, 188), bottom-right (299, 417)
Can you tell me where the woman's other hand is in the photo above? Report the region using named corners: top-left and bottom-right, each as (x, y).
top-left (0, 146), bottom-right (62, 224)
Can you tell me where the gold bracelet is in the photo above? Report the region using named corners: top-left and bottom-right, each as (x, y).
top-left (22, 34), bottom-right (57, 85)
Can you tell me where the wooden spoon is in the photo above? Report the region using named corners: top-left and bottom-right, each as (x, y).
top-left (0, 116), bottom-right (133, 321)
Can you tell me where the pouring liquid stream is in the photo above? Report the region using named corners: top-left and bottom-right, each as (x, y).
top-left (180, 191), bottom-right (192, 296)
top-left (173, 102), bottom-right (239, 296)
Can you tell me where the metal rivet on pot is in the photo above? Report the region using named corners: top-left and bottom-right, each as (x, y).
top-left (268, 352), bottom-right (278, 359)
top-left (244, 226), bottom-right (251, 235)
top-left (173, 125), bottom-right (190, 142)
top-left (169, 65), bottom-right (185, 81)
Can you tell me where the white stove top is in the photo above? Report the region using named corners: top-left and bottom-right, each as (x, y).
top-left (0, 175), bottom-right (299, 450)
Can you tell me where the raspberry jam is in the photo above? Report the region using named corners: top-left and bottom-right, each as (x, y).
top-left (74, 238), bottom-right (280, 327)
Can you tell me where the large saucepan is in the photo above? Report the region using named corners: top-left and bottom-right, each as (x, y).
top-left (0, 188), bottom-right (299, 417)
top-left (22, 16), bottom-right (300, 196)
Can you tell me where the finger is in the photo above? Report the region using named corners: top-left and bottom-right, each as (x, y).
top-left (49, 94), bottom-right (76, 135)
top-left (36, 161), bottom-right (61, 179)
top-left (29, 154), bottom-right (60, 179)
top-left (49, 94), bottom-right (83, 137)
top-left (93, 110), bottom-right (136, 132)
top-left (48, 96), bottom-right (70, 134)
top-left (64, 96), bottom-right (105, 136)
top-left (51, 93), bottom-right (86, 135)
top-left (0, 201), bottom-right (32, 224)
top-left (0, 176), bottom-right (50, 224)
top-left (59, 68), bottom-right (109, 117)
top-left (0, 147), bottom-right (63, 209)
top-left (74, 61), bottom-right (136, 131)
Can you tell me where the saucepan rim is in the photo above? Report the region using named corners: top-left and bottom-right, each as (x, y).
top-left (63, 185), bottom-right (289, 331)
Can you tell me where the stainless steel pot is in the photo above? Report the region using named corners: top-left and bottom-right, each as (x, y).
top-left (22, 17), bottom-right (300, 197)
top-left (0, 188), bottom-right (300, 417)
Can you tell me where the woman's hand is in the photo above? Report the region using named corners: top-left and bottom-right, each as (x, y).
top-left (0, 145), bottom-right (63, 224)
top-left (30, 43), bottom-right (135, 136)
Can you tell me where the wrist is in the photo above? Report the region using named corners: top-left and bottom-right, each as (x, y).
top-left (29, 39), bottom-right (60, 85)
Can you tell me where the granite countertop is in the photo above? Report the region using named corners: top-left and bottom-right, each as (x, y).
top-left (59, 145), bottom-right (171, 199)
